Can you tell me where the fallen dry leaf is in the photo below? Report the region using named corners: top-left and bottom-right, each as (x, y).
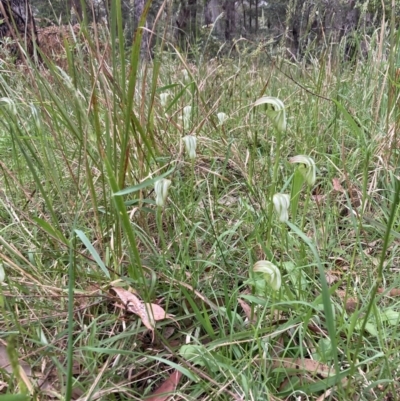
top-left (316, 388), bottom-right (334, 401)
top-left (345, 298), bottom-right (359, 313)
top-left (307, 324), bottom-right (328, 336)
top-left (388, 288), bottom-right (400, 297)
top-left (238, 298), bottom-right (256, 324)
top-left (312, 194), bottom-right (325, 204)
top-left (271, 357), bottom-right (349, 394)
top-left (112, 287), bottom-right (174, 332)
top-left (112, 287), bottom-right (155, 330)
top-left (325, 272), bottom-right (339, 285)
top-left (1, 341), bottom-right (82, 398)
top-left (332, 178), bottom-right (344, 192)
top-left (336, 289), bottom-right (347, 299)
top-left (378, 288), bottom-right (400, 297)
top-left (148, 303), bottom-right (175, 321)
top-left (328, 256), bottom-right (349, 269)
top-left (144, 370), bottom-right (182, 401)
top-left (272, 358), bottom-right (332, 378)
top-left (0, 342), bottom-right (33, 393)
top-left (335, 290), bottom-right (359, 313)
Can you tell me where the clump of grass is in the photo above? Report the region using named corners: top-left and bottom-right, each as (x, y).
top-left (0, 5), bottom-right (399, 401)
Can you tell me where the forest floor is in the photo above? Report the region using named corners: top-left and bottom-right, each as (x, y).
top-left (0, 23), bottom-right (399, 401)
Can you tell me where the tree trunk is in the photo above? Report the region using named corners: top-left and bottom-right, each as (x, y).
top-left (176, 0), bottom-right (198, 50)
top-left (223, 0), bottom-right (235, 40)
top-left (69, 0), bottom-right (83, 23)
top-left (0, 0), bottom-right (39, 61)
top-left (204, 0), bottom-right (223, 38)
top-left (255, 0), bottom-right (258, 32)
top-left (323, 0), bottom-right (358, 63)
top-left (249, 0), bottom-right (252, 29)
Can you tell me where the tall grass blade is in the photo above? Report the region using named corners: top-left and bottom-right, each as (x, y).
top-left (286, 221), bottom-right (338, 376)
top-left (75, 229), bottom-right (110, 278)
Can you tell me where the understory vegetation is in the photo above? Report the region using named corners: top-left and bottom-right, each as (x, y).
top-left (0, 4), bottom-right (400, 401)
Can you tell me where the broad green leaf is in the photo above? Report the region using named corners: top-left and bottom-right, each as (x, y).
top-left (380, 309), bottom-right (400, 325)
top-left (179, 344), bottom-right (220, 372)
top-left (179, 344), bottom-right (207, 366)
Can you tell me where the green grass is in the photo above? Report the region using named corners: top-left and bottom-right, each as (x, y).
top-left (0, 10), bottom-right (400, 401)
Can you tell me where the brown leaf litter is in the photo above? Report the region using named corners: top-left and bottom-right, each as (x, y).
top-left (111, 287), bottom-right (175, 340)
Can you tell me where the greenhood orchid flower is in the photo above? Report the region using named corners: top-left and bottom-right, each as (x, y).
top-left (0, 263), bottom-right (4, 283)
top-left (273, 193), bottom-right (290, 222)
top-left (0, 97), bottom-right (17, 116)
top-left (182, 69), bottom-right (190, 82)
top-left (253, 260), bottom-right (281, 291)
top-left (289, 155), bottom-right (316, 186)
top-left (182, 106), bottom-right (192, 130)
top-left (154, 178), bottom-right (172, 207)
top-left (253, 96), bottom-right (286, 133)
top-left (182, 135), bottom-right (197, 159)
top-left (160, 92), bottom-right (169, 107)
top-left (217, 112), bottom-right (228, 125)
